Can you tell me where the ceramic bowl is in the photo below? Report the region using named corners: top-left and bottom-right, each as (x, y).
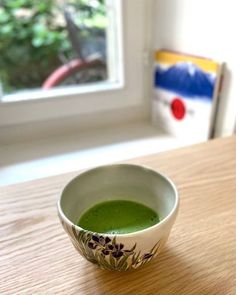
top-left (58, 164), bottom-right (179, 271)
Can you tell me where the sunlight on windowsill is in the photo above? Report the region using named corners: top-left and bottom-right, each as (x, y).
top-left (0, 121), bottom-right (201, 186)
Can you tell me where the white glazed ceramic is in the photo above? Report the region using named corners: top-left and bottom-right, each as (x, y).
top-left (58, 164), bottom-right (179, 271)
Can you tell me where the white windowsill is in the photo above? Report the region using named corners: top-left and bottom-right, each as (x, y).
top-left (0, 121), bottom-right (200, 186)
top-left (1, 80), bottom-right (123, 103)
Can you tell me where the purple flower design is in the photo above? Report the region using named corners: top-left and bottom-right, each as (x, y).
top-left (142, 253), bottom-right (154, 260)
top-left (87, 234), bottom-right (134, 259)
top-left (88, 235), bottom-right (111, 253)
top-left (111, 244), bottom-right (126, 259)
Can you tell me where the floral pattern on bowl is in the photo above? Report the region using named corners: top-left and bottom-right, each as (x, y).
top-left (65, 222), bottom-right (161, 271)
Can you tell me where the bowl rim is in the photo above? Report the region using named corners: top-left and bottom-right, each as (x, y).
top-left (57, 163), bottom-right (179, 237)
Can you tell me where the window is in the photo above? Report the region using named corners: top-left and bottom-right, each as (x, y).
top-left (0, 0), bottom-right (151, 129)
top-left (0, 0), bottom-right (109, 93)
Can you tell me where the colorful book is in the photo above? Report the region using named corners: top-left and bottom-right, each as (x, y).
top-left (152, 50), bottom-right (224, 140)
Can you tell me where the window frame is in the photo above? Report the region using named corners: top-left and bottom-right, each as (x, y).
top-left (0, 0), bottom-right (152, 128)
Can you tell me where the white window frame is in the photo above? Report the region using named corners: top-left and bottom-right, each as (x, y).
top-left (0, 0), bottom-right (152, 128)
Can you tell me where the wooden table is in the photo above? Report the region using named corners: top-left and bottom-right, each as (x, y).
top-left (1, 136), bottom-right (235, 295)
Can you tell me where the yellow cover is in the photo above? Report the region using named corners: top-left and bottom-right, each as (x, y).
top-left (155, 50), bottom-right (219, 74)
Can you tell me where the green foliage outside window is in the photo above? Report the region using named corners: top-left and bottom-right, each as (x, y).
top-left (0, 0), bottom-right (106, 93)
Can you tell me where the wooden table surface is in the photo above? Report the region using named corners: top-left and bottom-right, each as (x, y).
top-left (0, 136), bottom-right (236, 295)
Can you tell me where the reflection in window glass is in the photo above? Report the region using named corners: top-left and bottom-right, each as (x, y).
top-left (0, 0), bottom-right (108, 94)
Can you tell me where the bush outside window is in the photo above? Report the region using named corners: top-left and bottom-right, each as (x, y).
top-left (0, 0), bottom-right (107, 94)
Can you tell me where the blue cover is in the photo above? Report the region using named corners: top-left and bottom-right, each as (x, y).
top-left (154, 62), bottom-right (215, 100)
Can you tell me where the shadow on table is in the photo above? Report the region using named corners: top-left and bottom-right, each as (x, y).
top-left (84, 247), bottom-right (219, 295)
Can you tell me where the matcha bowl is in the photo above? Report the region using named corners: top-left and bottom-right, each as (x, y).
top-left (57, 164), bottom-right (179, 271)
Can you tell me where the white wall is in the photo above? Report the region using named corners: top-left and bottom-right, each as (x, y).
top-left (153, 0), bottom-right (236, 137)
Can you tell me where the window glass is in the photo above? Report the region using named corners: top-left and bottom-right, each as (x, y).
top-left (0, 0), bottom-right (108, 94)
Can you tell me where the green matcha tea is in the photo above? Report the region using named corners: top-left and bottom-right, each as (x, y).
top-left (77, 200), bottom-right (160, 234)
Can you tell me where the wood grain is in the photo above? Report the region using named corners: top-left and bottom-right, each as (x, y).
top-left (0, 136), bottom-right (236, 295)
